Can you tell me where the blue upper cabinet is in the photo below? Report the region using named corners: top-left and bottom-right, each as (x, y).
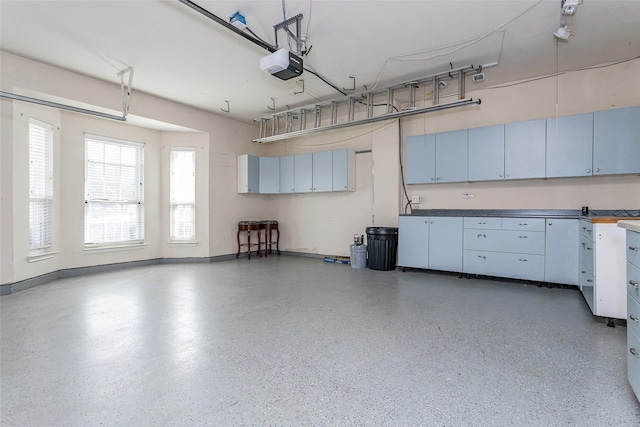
top-left (593, 106), bottom-right (640, 175)
top-left (259, 157), bottom-right (280, 194)
top-left (294, 153), bottom-right (313, 193)
top-left (468, 124), bottom-right (505, 181)
top-left (435, 129), bottom-right (468, 182)
top-left (406, 134), bottom-right (436, 184)
top-left (546, 113), bottom-right (594, 178)
top-left (504, 119), bottom-right (546, 180)
top-left (279, 155), bottom-right (295, 194)
top-left (312, 150), bottom-right (333, 192)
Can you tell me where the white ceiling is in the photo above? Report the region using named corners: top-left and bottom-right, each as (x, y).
top-left (2, 0), bottom-right (639, 124)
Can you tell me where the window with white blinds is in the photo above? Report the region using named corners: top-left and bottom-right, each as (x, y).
top-left (84, 135), bottom-right (144, 246)
top-left (29, 119), bottom-right (54, 251)
top-left (170, 147), bottom-right (196, 241)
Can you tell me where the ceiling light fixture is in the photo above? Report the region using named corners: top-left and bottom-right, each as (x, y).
top-left (553, 0), bottom-right (581, 41)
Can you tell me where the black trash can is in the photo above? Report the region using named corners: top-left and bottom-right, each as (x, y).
top-left (365, 227), bottom-right (398, 271)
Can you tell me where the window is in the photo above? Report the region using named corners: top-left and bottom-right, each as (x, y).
top-left (29, 119), bottom-right (53, 251)
top-left (84, 135), bottom-right (144, 246)
top-left (170, 147), bottom-right (196, 241)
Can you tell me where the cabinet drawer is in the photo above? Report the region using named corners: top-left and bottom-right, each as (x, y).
top-left (501, 218), bottom-right (545, 231)
top-left (463, 250), bottom-right (544, 281)
top-left (628, 231), bottom-right (640, 268)
top-left (580, 220), bottom-right (594, 241)
top-left (464, 229), bottom-right (545, 255)
top-left (628, 327), bottom-right (640, 400)
top-left (464, 217), bottom-right (501, 229)
top-left (629, 262), bottom-right (640, 305)
top-left (580, 234), bottom-right (595, 274)
top-left (580, 268), bottom-right (595, 313)
top-left (628, 295), bottom-right (640, 343)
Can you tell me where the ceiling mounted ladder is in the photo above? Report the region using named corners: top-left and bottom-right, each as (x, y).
top-left (253, 63), bottom-right (489, 143)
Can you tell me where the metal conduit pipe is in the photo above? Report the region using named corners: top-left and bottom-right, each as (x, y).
top-left (0, 91), bottom-right (126, 122)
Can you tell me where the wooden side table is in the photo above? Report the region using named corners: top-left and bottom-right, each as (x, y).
top-left (260, 220), bottom-right (280, 256)
top-left (236, 221), bottom-right (261, 259)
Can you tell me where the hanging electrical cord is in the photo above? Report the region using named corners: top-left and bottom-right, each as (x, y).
top-left (398, 118), bottom-right (412, 214)
top-left (366, 0), bottom-right (544, 91)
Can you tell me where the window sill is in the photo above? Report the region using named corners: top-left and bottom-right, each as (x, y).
top-left (168, 240), bottom-right (198, 247)
top-left (83, 243), bottom-right (147, 253)
top-left (28, 251), bottom-right (58, 263)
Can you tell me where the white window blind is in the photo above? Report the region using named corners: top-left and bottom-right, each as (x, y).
top-left (84, 135), bottom-right (144, 246)
top-left (170, 147), bottom-right (196, 241)
top-left (29, 119), bottom-right (53, 251)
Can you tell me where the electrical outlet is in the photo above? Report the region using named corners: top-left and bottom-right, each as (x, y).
top-left (411, 196), bottom-right (420, 204)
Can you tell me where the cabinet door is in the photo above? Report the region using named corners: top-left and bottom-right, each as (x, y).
top-left (545, 219), bottom-right (579, 285)
top-left (468, 124), bottom-right (505, 181)
top-left (428, 217), bottom-right (463, 271)
top-left (332, 149), bottom-right (355, 191)
top-left (279, 156), bottom-right (295, 194)
top-left (435, 130), bottom-right (468, 182)
top-left (593, 106), bottom-right (640, 175)
top-left (406, 134), bottom-right (436, 184)
top-left (237, 154), bottom-right (259, 193)
top-left (259, 157), bottom-right (280, 194)
top-left (294, 153), bottom-right (313, 193)
top-left (397, 216), bottom-right (429, 269)
top-left (505, 119), bottom-right (546, 179)
top-left (312, 151), bottom-right (333, 192)
top-left (546, 113), bottom-right (593, 177)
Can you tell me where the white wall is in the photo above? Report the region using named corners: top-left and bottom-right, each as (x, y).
top-left (2, 50), bottom-right (639, 285)
top-left (1, 51), bottom-right (260, 285)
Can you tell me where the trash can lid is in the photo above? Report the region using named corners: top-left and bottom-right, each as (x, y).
top-left (365, 226), bottom-right (398, 235)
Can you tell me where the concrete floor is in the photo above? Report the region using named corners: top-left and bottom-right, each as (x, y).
top-left (1, 255), bottom-right (639, 425)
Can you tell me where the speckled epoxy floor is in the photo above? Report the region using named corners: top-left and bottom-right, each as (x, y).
top-left (1, 255), bottom-right (639, 425)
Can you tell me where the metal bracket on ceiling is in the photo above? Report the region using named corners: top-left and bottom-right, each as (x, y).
top-left (293, 80), bottom-right (305, 95)
top-left (273, 13), bottom-right (303, 55)
top-left (221, 100), bottom-right (230, 113)
top-left (118, 67), bottom-right (134, 118)
top-left (343, 76), bottom-right (356, 92)
top-left (267, 97), bottom-right (276, 110)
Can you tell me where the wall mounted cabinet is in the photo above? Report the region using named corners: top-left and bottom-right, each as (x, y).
top-left (237, 154), bottom-right (259, 193)
top-left (504, 119), bottom-right (546, 180)
top-left (406, 106), bottom-right (639, 185)
top-left (546, 113), bottom-right (594, 178)
top-left (405, 131), bottom-right (467, 184)
top-left (593, 106), bottom-right (640, 175)
top-left (238, 149), bottom-right (355, 194)
top-left (259, 157), bottom-right (280, 194)
top-left (468, 124), bottom-right (505, 181)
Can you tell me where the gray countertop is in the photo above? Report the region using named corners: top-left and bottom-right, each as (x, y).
top-left (401, 209), bottom-right (640, 219)
top-left (618, 220), bottom-right (640, 233)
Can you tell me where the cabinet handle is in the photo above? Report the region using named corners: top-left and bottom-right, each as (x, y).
top-left (581, 270), bottom-right (586, 274)
top-left (518, 223), bottom-right (528, 226)
top-left (581, 227), bottom-right (586, 230)
top-left (478, 255), bottom-right (486, 260)
top-left (630, 246), bottom-right (640, 251)
top-left (518, 258), bottom-right (528, 262)
top-left (630, 280), bottom-right (639, 286)
top-left (595, 168), bottom-right (600, 172)
top-left (518, 235), bottom-right (528, 239)
top-left (586, 229), bottom-right (592, 233)
top-left (586, 169), bottom-right (591, 173)
top-left (548, 222), bottom-right (553, 226)
top-left (499, 174), bottom-right (503, 177)
top-left (630, 315), bottom-right (640, 323)
top-left (631, 348), bottom-right (640, 358)
top-left (587, 279), bottom-right (593, 283)
top-left (581, 243), bottom-right (586, 248)
top-left (478, 222), bottom-right (486, 225)
top-left (477, 233), bottom-right (486, 238)
top-left (436, 177), bottom-right (441, 181)
top-left (586, 247), bottom-right (592, 251)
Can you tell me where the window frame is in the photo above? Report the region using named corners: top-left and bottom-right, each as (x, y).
top-left (169, 147), bottom-right (196, 243)
top-left (28, 118), bottom-right (54, 254)
top-left (83, 134), bottom-right (145, 248)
